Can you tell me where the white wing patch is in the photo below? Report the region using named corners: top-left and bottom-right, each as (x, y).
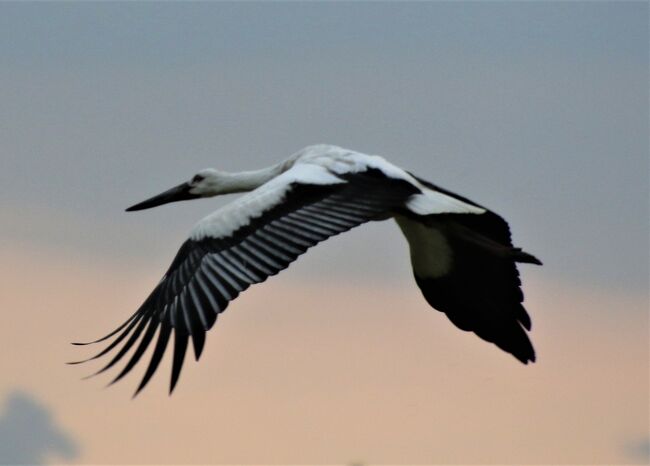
top-left (296, 145), bottom-right (485, 216)
top-left (395, 216), bottom-right (452, 279)
top-left (406, 191), bottom-right (485, 215)
top-left (190, 163), bottom-right (344, 240)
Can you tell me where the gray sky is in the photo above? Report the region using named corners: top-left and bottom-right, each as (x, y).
top-left (2, 2), bottom-right (647, 294)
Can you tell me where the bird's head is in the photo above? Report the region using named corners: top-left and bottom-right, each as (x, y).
top-left (125, 168), bottom-right (221, 211)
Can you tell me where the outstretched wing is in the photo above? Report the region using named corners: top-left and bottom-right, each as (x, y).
top-left (398, 175), bottom-right (541, 364)
top-left (71, 165), bottom-right (418, 395)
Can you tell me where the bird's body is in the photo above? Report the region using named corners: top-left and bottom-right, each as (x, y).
top-left (72, 144), bottom-right (541, 395)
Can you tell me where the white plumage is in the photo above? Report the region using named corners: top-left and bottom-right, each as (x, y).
top-left (71, 144), bottom-right (541, 396)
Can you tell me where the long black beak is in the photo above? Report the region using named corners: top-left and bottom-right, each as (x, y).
top-left (125, 182), bottom-right (200, 212)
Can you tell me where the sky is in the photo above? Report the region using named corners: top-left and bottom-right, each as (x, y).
top-left (0, 2), bottom-right (648, 465)
top-left (0, 391), bottom-right (78, 465)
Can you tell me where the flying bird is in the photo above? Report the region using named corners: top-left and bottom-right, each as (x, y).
top-left (70, 144), bottom-right (541, 396)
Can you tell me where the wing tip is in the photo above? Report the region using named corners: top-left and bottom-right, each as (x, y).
top-left (520, 352), bottom-right (536, 364)
top-left (81, 370), bottom-right (101, 381)
top-left (510, 334), bottom-right (536, 365)
top-left (66, 360), bottom-right (86, 365)
top-left (169, 331), bottom-right (189, 395)
top-left (522, 351), bottom-right (536, 364)
top-left (514, 249), bottom-right (542, 266)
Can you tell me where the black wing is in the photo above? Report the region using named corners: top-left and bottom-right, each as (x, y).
top-left (71, 169), bottom-right (418, 395)
top-left (401, 174), bottom-right (541, 363)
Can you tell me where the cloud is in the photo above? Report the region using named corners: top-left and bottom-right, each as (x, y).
top-left (0, 390), bottom-right (79, 465)
top-left (624, 437), bottom-right (650, 463)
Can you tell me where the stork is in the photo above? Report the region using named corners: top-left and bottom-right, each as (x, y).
top-left (70, 144), bottom-right (541, 396)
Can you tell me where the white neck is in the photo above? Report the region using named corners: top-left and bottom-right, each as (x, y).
top-left (210, 160), bottom-right (292, 195)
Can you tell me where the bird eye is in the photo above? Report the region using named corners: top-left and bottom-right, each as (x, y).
top-left (192, 175), bottom-right (205, 184)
